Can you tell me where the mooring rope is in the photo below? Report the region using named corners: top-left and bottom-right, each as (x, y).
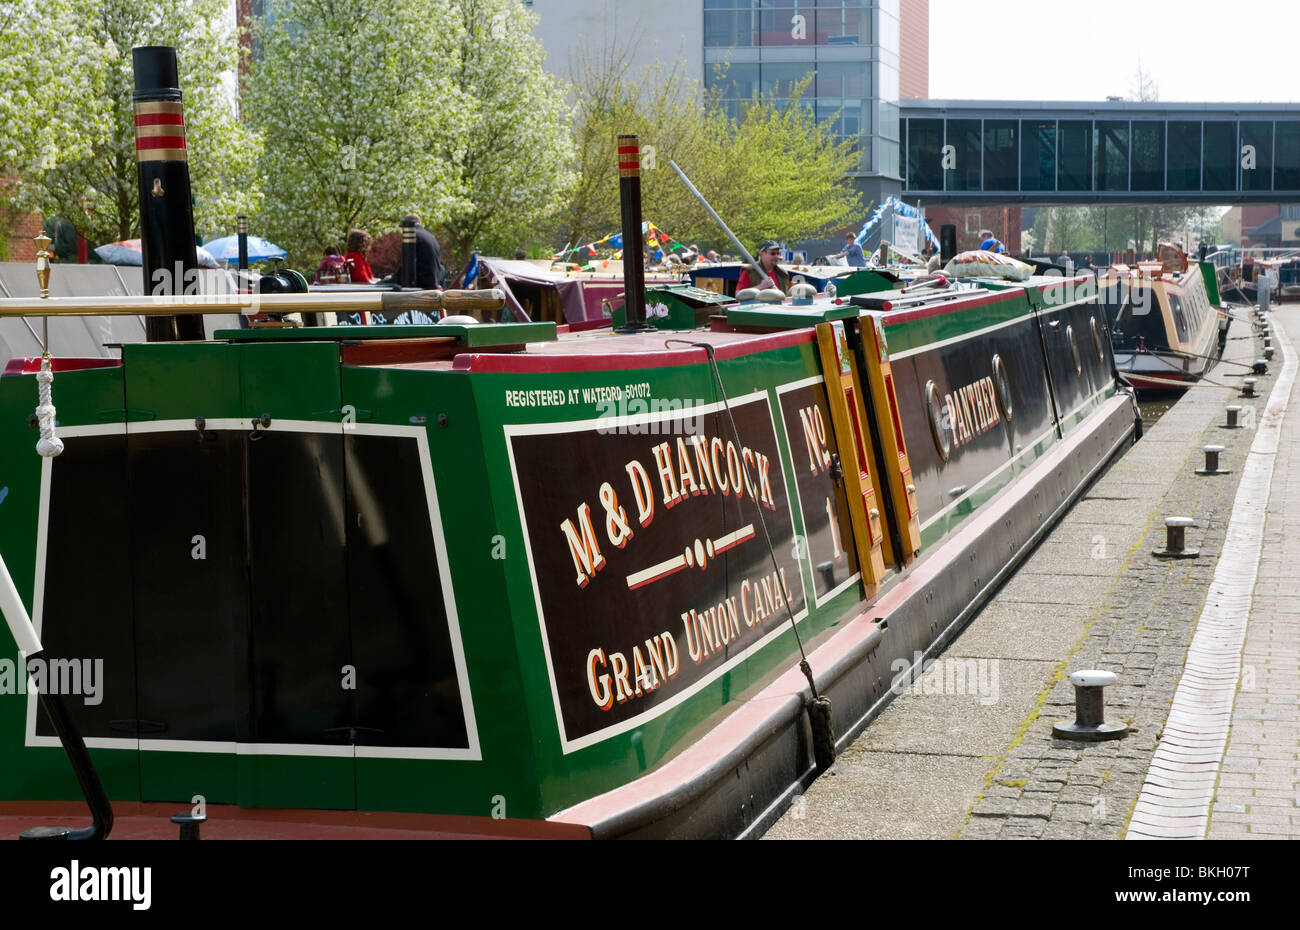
top-left (35, 356), bottom-right (64, 458)
top-left (666, 338), bottom-right (836, 770)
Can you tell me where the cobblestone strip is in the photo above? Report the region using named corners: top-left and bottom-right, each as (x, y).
top-left (1206, 310), bottom-right (1300, 839)
top-left (1126, 314), bottom-right (1296, 839)
top-left (958, 314), bottom-right (1274, 839)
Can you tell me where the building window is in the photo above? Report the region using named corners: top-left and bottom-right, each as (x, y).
top-left (1276, 122), bottom-right (1300, 191)
top-left (1020, 120), bottom-right (1055, 192)
top-left (907, 118), bottom-right (943, 191)
top-left (1203, 121), bottom-right (1236, 192)
top-left (1240, 120), bottom-right (1273, 192)
top-left (1130, 121), bottom-right (1164, 192)
top-left (945, 119), bottom-right (981, 192)
top-left (1058, 120), bottom-right (1093, 192)
top-left (1094, 120), bottom-right (1128, 192)
top-left (983, 119), bottom-right (1017, 192)
top-left (1166, 121), bottom-right (1201, 192)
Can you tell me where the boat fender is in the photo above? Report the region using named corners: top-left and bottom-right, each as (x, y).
top-left (809, 694), bottom-right (834, 772)
top-left (756, 288), bottom-right (785, 303)
top-left (735, 287), bottom-right (760, 302)
top-left (789, 282), bottom-right (817, 301)
top-left (34, 357), bottom-right (63, 458)
top-left (438, 315), bottom-right (480, 326)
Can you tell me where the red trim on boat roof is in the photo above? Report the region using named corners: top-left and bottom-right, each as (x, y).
top-left (453, 329), bottom-right (815, 373)
top-left (3, 357), bottom-right (121, 377)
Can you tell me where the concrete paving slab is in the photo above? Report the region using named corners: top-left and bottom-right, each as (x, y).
top-left (847, 657), bottom-right (1057, 757)
top-left (762, 751), bottom-right (993, 840)
top-left (945, 602), bottom-right (1089, 662)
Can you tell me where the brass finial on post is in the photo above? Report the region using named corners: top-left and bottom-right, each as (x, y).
top-left (34, 233), bottom-right (53, 299)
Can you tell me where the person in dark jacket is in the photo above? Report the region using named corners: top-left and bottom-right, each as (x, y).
top-left (403, 212), bottom-right (445, 289)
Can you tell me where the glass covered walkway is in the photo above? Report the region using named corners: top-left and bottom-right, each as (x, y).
top-left (901, 100), bottom-right (1300, 204)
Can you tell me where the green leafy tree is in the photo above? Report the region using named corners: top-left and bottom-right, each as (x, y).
top-left (246, 0), bottom-right (471, 266)
top-left (559, 51), bottom-right (728, 253)
top-left (715, 81), bottom-right (863, 248)
top-left (0, 0), bottom-right (107, 254)
top-left (436, 0), bottom-right (575, 272)
top-left (21, 0), bottom-right (262, 249)
top-left (560, 60), bottom-right (860, 256)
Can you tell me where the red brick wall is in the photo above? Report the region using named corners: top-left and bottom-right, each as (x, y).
top-left (2, 210), bottom-right (43, 262)
top-left (1, 172), bottom-right (43, 260)
top-left (1241, 204), bottom-right (1278, 246)
top-left (924, 205), bottom-right (1023, 253)
top-left (899, 0), bottom-right (929, 99)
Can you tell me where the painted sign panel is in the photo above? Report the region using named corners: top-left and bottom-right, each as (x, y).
top-left (507, 394), bottom-right (806, 751)
top-left (894, 214), bottom-right (920, 253)
top-left (776, 378), bottom-right (860, 604)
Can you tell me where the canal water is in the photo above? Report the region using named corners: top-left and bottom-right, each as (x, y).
top-left (1138, 394), bottom-right (1179, 431)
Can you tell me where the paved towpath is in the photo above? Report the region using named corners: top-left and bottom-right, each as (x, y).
top-left (766, 309), bottom-right (1283, 840)
top-left (1197, 308), bottom-right (1300, 839)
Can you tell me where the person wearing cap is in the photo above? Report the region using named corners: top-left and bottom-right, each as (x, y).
top-left (738, 241), bottom-right (790, 292)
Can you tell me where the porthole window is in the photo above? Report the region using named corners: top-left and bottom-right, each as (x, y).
top-left (1067, 324), bottom-right (1083, 375)
top-left (925, 379), bottom-right (951, 462)
top-left (1089, 315), bottom-right (1105, 363)
top-left (992, 354), bottom-right (1014, 422)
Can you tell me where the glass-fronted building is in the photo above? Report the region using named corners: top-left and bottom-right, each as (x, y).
top-left (901, 101), bottom-right (1300, 203)
top-left (529, 1), bottom-right (918, 208)
top-left (703, 0), bottom-right (904, 202)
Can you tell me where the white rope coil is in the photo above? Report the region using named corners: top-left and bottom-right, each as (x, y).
top-left (35, 357), bottom-right (63, 458)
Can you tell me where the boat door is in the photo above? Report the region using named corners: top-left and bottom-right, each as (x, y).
top-left (117, 343), bottom-right (252, 806)
top-left (120, 340), bottom-right (356, 810)
top-left (235, 342), bottom-right (355, 809)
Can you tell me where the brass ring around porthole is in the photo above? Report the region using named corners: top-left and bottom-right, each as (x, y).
top-left (1089, 315), bottom-right (1105, 363)
top-left (925, 379), bottom-right (951, 462)
top-left (1066, 323), bottom-right (1083, 375)
top-left (992, 353), bottom-right (1013, 422)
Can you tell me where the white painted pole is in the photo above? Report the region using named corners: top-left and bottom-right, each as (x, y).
top-left (0, 551), bottom-right (42, 656)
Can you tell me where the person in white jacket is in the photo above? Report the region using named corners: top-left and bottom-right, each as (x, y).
top-left (1258, 264), bottom-right (1275, 312)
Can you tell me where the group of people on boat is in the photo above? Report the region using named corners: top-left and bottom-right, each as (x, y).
top-left (314, 214), bottom-right (446, 289)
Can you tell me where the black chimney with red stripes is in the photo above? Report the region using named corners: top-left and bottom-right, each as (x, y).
top-left (616, 134), bottom-right (649, 332)
top-left (133, 46), bottom-right (205, 341)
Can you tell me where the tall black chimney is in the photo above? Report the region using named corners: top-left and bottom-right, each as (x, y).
top-left (616, 134), bottom-right (648, 332)
top-left (133, 46), bottom-right (204, 341)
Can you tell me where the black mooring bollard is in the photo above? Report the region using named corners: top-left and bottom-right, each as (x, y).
top-left (1224, 405), bottom-right (1242, 429)
top-left (1242, 378), bottom-right (1257, 398)
top-left (1053, 670), bottom-right (1128, 741)
top-left (1153, 516), bottom-right (1199, 559)
top-left (1254, 358), bottom-right (1268, 374)
top-left (1195, 444), bottom-right (1229, 475)
top-left (171, 812), bottom-right (205, 840)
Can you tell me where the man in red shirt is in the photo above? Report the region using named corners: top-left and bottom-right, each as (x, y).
top-left (737, 240), bottom-right (789, 293)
